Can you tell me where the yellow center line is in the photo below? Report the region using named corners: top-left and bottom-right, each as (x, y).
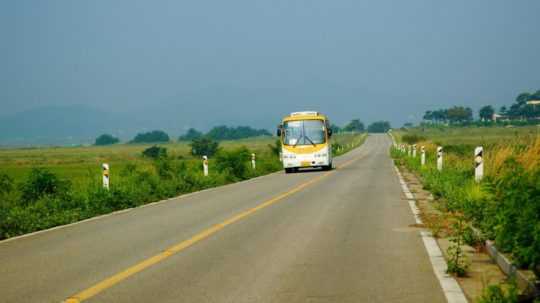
top-left (64, 154), bottom-right (364, 303)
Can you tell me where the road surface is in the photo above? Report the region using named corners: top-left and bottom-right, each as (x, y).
top-left (0, 134), bottom-right (447, 303)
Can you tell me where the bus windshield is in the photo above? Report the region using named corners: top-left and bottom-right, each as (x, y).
top-left (283, 120), bottom-right (326, 146)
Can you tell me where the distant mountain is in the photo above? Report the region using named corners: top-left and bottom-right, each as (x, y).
top-left (0, 105), bottom-right (140, 146)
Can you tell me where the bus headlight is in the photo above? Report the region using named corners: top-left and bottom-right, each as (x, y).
top-left (314, 153), bottom-right (328, 158)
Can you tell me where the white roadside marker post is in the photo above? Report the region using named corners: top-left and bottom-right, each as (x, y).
top-left (203, 156), bottom-right (209, 176)
top-left (475, 146), bottom-right (484, 182)
top-left (408, 145), bottom-right (412, 157)
top-left (102, 163), bottom-right (110, 190)
top-left (421, 146), bottom-right (426, 166)
top-left (413, 144), bottom-right (417, 158)
top-left (251, 153), bottom-right (256, 170)
top-left (437, 146), bottom-right (443, 171)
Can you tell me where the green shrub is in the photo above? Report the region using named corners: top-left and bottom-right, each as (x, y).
top-left (190, 137), bottom-right (220, 157)
top-left (0, 172), bottom-right (14, 194)
top-left (477, 283), bottom-right (518, 303)
top-left (142, 145), bottom-right (167, 159)
top-left (19, 168), bottom-right (71, 203)
top-left (215, 147), bottom-right (251, 181)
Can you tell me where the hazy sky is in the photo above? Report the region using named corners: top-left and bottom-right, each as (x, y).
top-left (2, 0), bottom-right (540, 128)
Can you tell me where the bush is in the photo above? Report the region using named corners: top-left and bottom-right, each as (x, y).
top-left (131, 130), bottom-right (170, 143)
top-left (19, 168), bottom-right (71, 203)
top-left (190, 137), bottom-right (219, 157)
top-left (142, 146), bottom-right (167, 159)
top-left (0, 172), bottom-right (14, 194)
top-left (94, 134), bottom-right (120, 146)
top-left (215, 147), bottom-right (251, 180)
top-left (477, 283), bottom-right (518, 303)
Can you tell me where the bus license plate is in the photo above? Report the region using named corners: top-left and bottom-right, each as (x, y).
top-left (301, 161), bottom-right (311, 167)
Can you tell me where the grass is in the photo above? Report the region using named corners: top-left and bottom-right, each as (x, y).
top-left (0, 136), bottom-right (276, 189)
top-left (0, 133), bottom-right (366, 240)
top-left (394, 125), bottom-right (539, 146)
top-left (392, 125), bottom-right (540, 279)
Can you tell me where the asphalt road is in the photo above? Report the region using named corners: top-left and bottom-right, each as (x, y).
top-left (0, 134), bottom-right (447, 303)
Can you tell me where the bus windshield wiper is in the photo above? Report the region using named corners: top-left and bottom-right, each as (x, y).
top-left (293, 134), bottom-right (303, 147)
top-left (304, 135), bottom-right (316, 147)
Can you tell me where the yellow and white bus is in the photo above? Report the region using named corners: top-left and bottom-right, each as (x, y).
top-left (277, 111), bottom-right (333, 173)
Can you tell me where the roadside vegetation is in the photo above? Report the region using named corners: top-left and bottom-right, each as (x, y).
top-left (0, 131), bottom-right (366, 240)
top-left (392, 126), bottom-right (540, 283)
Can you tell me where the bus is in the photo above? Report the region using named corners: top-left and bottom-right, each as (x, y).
top-left (277, 111), bottom-right (333, 173)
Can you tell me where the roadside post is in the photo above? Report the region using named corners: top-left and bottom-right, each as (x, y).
top-left (408, 145), bottom-right (412, 157)
top-left (203, 156), bottom-right (209, 176)
top-left (421, 146), bottom-right (426, 166)
top-left (475, 146), bottom-right (484, 182)
top-left (102, 163), bottom-right (110, 190)
top-left (412, 144), bottom-right (417, 158)
top-left (437, 147), bottom-right (443, 171)
top-left (251, 153), bottom-right (256, 170)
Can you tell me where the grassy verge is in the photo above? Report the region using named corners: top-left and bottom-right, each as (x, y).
top-left (0, 133), bottom-right (366, 240)
top-left (391, 126), bottom-right (539, 280)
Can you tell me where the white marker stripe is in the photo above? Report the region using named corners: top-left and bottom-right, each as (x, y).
top-left (394, 165), bottom-right (468, 303)
top-left (421, 231), bottom-right (469, 303)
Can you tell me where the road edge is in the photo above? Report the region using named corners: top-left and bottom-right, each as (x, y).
top-left (393, 163), bottom-right (469, 303)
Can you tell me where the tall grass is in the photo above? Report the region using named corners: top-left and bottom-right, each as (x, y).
top-left (392, 129), bottom-right (540, 278)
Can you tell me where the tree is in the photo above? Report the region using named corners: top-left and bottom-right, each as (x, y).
top-left (190, 137), bottom-right (220, 157)
top-left (330, 124), bottom-right (342, 134)
top-left (178, 128), bottom-right (202, 141)
top-left (95, 134), bottom-right (120, 146)
top-left (206, 125), bottom-right (271, 141)
top-left (342, 119), bottom-right (365, 132)
top-left (131, 130), bottom-right (170, 143)
top-left (446, 106), bottom-right (473, 123)
top-left (367, 121), bottom-right (391, 133)
top-left (142, 146), bottom-right (167, 159)
top-left (479, 105), bottom-right (495, 121)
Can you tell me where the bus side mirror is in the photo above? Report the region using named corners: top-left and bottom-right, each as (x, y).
top-left (328, 128), bottom-right (333, 137)
top-left (276, 127), bottom-right (282, 137)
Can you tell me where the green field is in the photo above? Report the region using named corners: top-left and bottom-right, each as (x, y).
top-left (394, 125), bottom-right (539, 146)
top-left (0, 133), bottom-right (365, 188)
top-left (0, 137), bottom-right (275, 186)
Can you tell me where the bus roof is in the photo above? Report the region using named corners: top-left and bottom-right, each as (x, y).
top-left (283, 111), bottom-right (327, 122)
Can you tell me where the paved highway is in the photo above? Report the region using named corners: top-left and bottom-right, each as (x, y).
top-left (0, 134), bottom-right (447, 302)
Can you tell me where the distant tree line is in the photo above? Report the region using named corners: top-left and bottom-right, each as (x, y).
top-left (422, 89), bottom-right (540, 125)
top-left (330, 119), bottom-right (365, 133)
top-left (179, 125), bottom-right (271, 142)
top-left (94, 134), bottom-right (120, 146)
